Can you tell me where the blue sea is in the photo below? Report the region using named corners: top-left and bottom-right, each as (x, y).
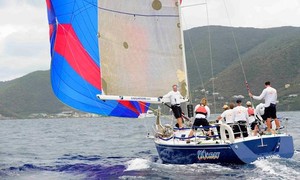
top-left (1, 111), bottom-right (299, 180)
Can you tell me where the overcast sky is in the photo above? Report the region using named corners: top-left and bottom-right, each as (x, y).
top-left (0, 0), bottom-right (300, 81)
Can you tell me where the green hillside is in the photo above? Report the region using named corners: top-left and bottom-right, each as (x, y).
top-left (185, 26), bottom-right (300, 112)
top-left (0, 71), bottom-right (67, 118)
top-left (0, 26), bottom-right (300, 118)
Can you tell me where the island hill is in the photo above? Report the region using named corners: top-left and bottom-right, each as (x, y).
top-left (0, 26), bottom-right (300, 119)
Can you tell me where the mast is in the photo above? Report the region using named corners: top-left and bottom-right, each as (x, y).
top-left (178, 0), bottom-right (190, 100)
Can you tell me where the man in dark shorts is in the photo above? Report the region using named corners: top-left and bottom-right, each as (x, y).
top-left (161, 85), bottom-right (184, 128)
top-left (187, 98), bottom-right (211, 141)
top-left (249, 81), bottom-right (280, 132)
top-left (171, 105), bottom-right (182, 121)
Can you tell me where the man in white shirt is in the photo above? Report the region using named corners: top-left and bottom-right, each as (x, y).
top-left (232, 99), bottom-right (249, 138)
top-left (249, 81), bottom-right (280, 132)
top-left (162, 84), bottom-right (184, 128)
top-left (255, 103), bottom-right (266, 121)
top-left (232, 99), bottom-right (249, 123)
top-left (254, 103), bottom-right (267, 133)
top-left (216, 103), bottom-right (235, 124)
top-left (215, 103), bottom-right (234, 139)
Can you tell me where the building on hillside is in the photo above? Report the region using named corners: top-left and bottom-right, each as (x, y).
top-left (288, 94), bottom-right (298, 98)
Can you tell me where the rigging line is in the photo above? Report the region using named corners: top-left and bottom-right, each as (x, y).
top-left (181, 11), bottom-right (207, 101)
top-left (57, 7), bottom-right (116, 116)
top-left (181, 3), bottom-right (207, 8)
top-left (139, 103), bottom-right (175, 135)
top-left (142, 103), bottom-right (174, 121)
top-left (83, 0), bottom-right (179, 18)
top-left (73, 2), bottom-right (99, 63)
top-left (54, 26), bottom-right (97, 103)
top-left (222, 0), bottom-right (252, 103)
top-left (140, 102), bottom-right (152, 135)
top-left (205, 0), bottom-right (217, 114)
top-left (138, 102), bottom-right (183, 128)
top-left (65, 3), bottom-right (130, 116)
top-left (84, 2), bottom-right (182, 116)
top-left (65, 4), bottom-right (109, 114)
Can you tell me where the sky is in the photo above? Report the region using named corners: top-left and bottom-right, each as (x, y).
top-left (181, 0), bottom-right (300, 29)
top-left (0, 0), bottom-right (49, 81)
top-left (0, 0), bottom-right (300, 81)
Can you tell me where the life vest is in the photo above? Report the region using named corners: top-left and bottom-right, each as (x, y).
top-left (196, 105), bottom-right (207, 115)
top-left (247, 107), bottom-right (254, 116)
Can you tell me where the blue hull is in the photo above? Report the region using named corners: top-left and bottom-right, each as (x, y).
top-left (155, 135), bottom-right (294, 164)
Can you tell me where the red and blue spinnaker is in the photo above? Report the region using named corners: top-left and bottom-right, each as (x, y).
top-left (46, 0), bottom-right (149, 117)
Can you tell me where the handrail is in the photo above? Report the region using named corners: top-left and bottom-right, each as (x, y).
top-left (173, 124), bottom-right (219, 131)
top-left (157, 124), bottom-right (221, 141)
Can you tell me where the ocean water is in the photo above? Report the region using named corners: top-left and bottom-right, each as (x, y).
top-left (0, 111), bottom-right (299, 180)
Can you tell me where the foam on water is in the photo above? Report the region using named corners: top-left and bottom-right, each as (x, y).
top-left (125, 158), bottom-right (150, 171)
top-left (253, 158), bottom-right (300, 179)
top-left (145, 161), bottom-right (242, 180)
top-left (254, 160), bottom-right (278, 175)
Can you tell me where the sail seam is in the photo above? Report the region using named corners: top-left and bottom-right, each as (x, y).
top-left (84, 1), bottom-right (179, 17)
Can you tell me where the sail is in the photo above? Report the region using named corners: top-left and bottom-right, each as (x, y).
top-left (46, 0), bottom-right (188, 117)
top-left (98, 0), bottom-right (188, 98)
top-left (46, 0), bottom-right (149, 118)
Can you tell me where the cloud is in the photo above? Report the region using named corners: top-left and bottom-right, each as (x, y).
top-left (3, 29), bottom-right (48, 57)
top-left (181, 0), bottom-right (300, 29)
top-left (0, 0), bottom-right (50, 81)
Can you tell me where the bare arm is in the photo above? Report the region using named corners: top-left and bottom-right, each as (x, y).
top-left (206, 106), bottom-right (211, 120)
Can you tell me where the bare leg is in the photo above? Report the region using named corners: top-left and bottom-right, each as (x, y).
top-left (274, 118), bottom-right (280, 129)
top-left (266, 118), bottom-right (271, 132)
top-left (177, 117), bottom-right (183, 128)
top-left (253, 125), bottom-right (258, 136)
top-left (188, 129), bottom-right (194, 137)
top-left (186, 129), bottom-right (194, 143)
top-left (207, 130), bottom-right (212, 136)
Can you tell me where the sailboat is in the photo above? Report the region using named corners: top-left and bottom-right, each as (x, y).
top-left (46, 0), bottom-right (294, 164)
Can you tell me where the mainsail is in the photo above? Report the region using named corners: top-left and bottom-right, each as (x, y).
top-left (46, 0), bottom-right (188, 117)
top-left (98, 0), bottom-right (188, 99)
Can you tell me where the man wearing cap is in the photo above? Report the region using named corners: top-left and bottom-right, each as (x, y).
top-left (217, 103), bottom-right (234, 124)
top-left (249, 81), bottom-right (280, 132)
top-left (233, 99), bottom-right (249, 123)
top-left (216, 103), bottom-right (234, 139)
top-left (232, 99), bottom-right (249, 138)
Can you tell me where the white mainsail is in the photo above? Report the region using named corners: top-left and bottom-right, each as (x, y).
top-left (98, 0), bottom-right (188, 102)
